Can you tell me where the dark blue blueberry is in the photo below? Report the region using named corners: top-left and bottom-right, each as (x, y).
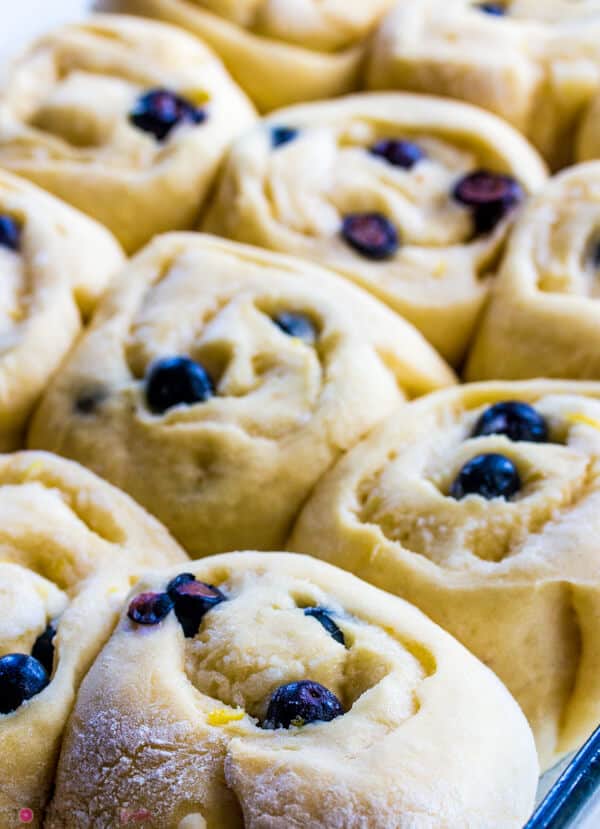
top-left (476, 3), bottom-right (506, 14)
top-left (166, 575), bottom-right (227, 638)
top-left (341, 213), bottom-right (399, 260)
top-left (304, 607), bottom-right (345, 646)
top-left (450, 453), bottom-right (521, 501)
top-left (592, 241), bottom-right (600, 267)
top-left (273, 312), bottom-right (317, 345)
top-left (473, 401), bottom-right (548, 443)
top-left (0, 215), bottom-right (21, 251)
top-left (0, 653), bottom-right (49, 714)
top-left (262, 680), bottom-right (344, 729)
top-left (453, 170), bottom-right (524, 234)
top-left (271, 126), bottom-right (299, 149)
top-left (31, 624), bottom-right (57, 676)
top-left (145, 356), bottom-right (215, 414)
top-left (369, 139), bottom-right (425, 169)
top-left (127, 592), bottom-right (174, 626)
top-left (129, 89), bottom-right (206, 142)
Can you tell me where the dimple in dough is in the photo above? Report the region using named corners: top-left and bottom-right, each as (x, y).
top-left (466, 162), bottom-right (600, 381)
top-left (28, 233), bottom-right (455, 557)
top-left (97, 0), bottom-right (396, 112)
top-left (0, 170), bottom-right (124, 451)
top-left (0, 450), bottom-right (186, 827)
top-left (0, 15), bottom-right (256, 252)
top-left (290, 380), bottom-right (600, 770)
top-left (366, 0), bottom-right (600, 168)
top-left (204, 92), bottom-right (547, 365)
top-left (46, 552), bottom-right (538, 829)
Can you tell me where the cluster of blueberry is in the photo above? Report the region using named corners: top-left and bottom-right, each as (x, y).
top-left (127, 571), bottom-right (346, 730)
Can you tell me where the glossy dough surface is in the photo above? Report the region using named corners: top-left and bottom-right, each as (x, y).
top-left (47, 552), bottom-right (538, 829)
top-left (204, 93), bottom-right (547, 365)
top-left (0, 15), bottom-right (256, 252)
top-left (0, 171), bottom-right (124, 450)
top-left (0, 451), bottom-right (186, 826)
top-left (28, 233), bottom-right (454, 557)
top-left (290, 382), bottom-right (600, 769)
top-left (366, 0), bottom-right (600, 168)
top-left (98, 0), bottom-right (395, 111)
top-left (467, 162), bottom-right (600, 380)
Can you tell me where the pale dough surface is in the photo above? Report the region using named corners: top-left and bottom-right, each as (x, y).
top-left (0, 450), bottom-right (186, 827)
top-left (0, 14), bottom-right (256, 252)
top-left (47, 552), bottom-right (538, 828)
top-left (290, 381), bottom-right (600, 770)
top-left (97, 0), bottom-right (395, 111)
top-left (366, 0), bottom-right (600, 168)
top-left (204, 93), bottom-right (547, 365)
top-left (28, 233), bottom-right (455, 557)
top-left (0, 170), bottom-right (124, 451)
top-left (466, 162), bottom-right (600, 380)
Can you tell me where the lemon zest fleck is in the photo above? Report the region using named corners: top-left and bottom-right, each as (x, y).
top-left (207, 708), bottom-right (245, 726)
top-left (566, 412), bottom-right (600, 431)
top-left (23, 461), bottom-right (45, 480)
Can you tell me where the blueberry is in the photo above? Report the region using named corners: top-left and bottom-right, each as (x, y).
top-left (450, 453), bottom-right (521, 501)
top-left (145, 356), bottom-right (214, 414)
top-left (129, 89), bottom-right (206, 142)
top-left (166, 574), bottom-right (227, 638)
top-left (127, 592), bottom-right (174, 626)
top-left (262, 680), bottom-right (344, 729)
top-left (476, 2), bottom-right (506, 14)
top-left (0, 215), bottom-right (21, 251)
top-left (31, 624), bottom-right (57, 676)
top-left (453, 170), bottom-right (523, 234)
top-left (0, 654), bottom-right (49, 714)
top-left (341, 213), bottom-right (399, 260)
top-left (369, 139), bottom-right (425, 169)
top-left (273, 312), bottom-right (317, 345)
top-left (271, 126), bottom-right (299, 149)
top-left (304, 607), bottom-right (345, 646)
top-left (473, 401), bottom-right (548, 443)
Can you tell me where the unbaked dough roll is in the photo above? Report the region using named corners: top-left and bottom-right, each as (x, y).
top-left (0, 451), bottom-right (186, 827)
top-left (0, 170), bottom-right (124, 451)
top-left (28, 233), bottom-right (455, 558)
top-left (203, 93), bottom-right (547, 365)
top-left (46, 552), bottom-right (538, 828)
top-left (96, 0), bottom-right (396, 112)
top-left (290, 381), bottom-right (600, 769)
top-left (0, 15), bottom-right (256, 253)
top-left (366, 1), bottom-right (600, 169)
top-left (466, 162), bottom-right (600, 381)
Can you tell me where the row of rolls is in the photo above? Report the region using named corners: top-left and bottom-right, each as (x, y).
top-left (1, 5), bottom-right (600, 829)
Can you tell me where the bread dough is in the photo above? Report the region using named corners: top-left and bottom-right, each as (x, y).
top-left (466, 162), bottom-right (600, 381)
top-left (203, 93), bottom-right (547, 365)
top-left (46, 551), bottom-right (538, 828)
top-left (0, 170), bottom-right (124, 451)
top-left (28, 233), bottom-right (455, 557)
top-left (0, 450), bottom-right (186, 827)
top-left (97, 0), bottom-right (396, 112)
top-left (0, 15), bottom-right (256, 253)
top-left (576, 89), bottom-right (600, 160)
top-left (366, 0), bottom-right (600, 169)
top-left (290, 380), bottom-right (600, 769)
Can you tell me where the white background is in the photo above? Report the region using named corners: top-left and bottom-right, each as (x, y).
top-left (2, 2), bottom-right (600, 826)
